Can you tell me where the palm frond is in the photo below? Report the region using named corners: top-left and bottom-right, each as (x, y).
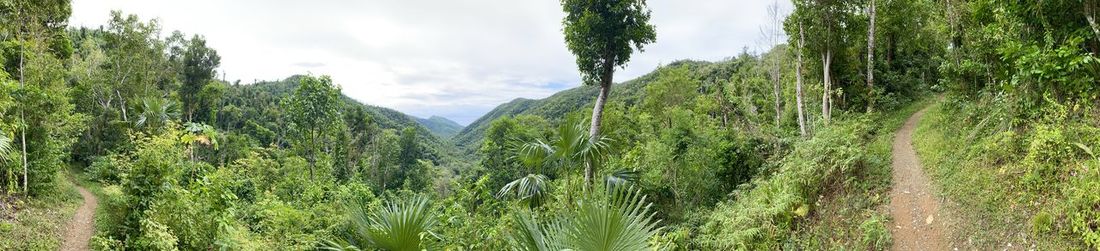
top-left (605, 169), bottom-right (641, 191)
top-left (563, 188), bottom-right (663, 251)
top-left (0, 129), bottom-right (11, 162)
top-left (362, 195), bottom-right (438, 251)
top-left (508, 188), bottom-right (664, 251)
top-left (497, 174), bottom-right (551, 208)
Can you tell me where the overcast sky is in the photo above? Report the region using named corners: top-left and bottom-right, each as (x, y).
top-left (70, 0), bottom-right (791, 125)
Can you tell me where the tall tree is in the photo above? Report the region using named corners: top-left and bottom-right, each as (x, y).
top-left (560, 0), bottom-right (655, 187)
top-left (796, 22), bottom-right (808, 136)
top-left (865, 0), bottom-right (876, 112)
top-left (287, 75), bottom-right (341, 180)
top-left (178, 35), bottom-right (220, 122)
top-left (764, 0), bottom-right (785, 129)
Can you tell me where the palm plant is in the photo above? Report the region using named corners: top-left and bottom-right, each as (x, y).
top-left (0, 129), bottom-right (11, 161)
top-left (509, 188), bottom-right (664, 251)
top-left (498, 117), bottom-right (615, 206)
top-left (136, 97), bottom-right (179, 131)
top-left (496, 173), bottom-right (551, 208)
top-left (322, 195), bottom-right (439, 251)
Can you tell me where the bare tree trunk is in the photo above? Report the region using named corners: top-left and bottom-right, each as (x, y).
top-left (1086, 0), bottom-right (1100, 46)
top-left (768, 0), bottom-right (783, 130)
top-left (827, 50), bottom-right (831, 124)
top-left (116, 90), bottom-right (128, 122)
top-left (18, 15), bottom-right (28, 194)
top-left (866, 0), bottom-right (877, 112)
top-left (797, 22), bottom-right (807, 137)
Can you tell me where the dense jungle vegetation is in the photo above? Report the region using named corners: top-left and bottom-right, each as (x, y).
top-left (1, 0), bottom-right (1098, 250)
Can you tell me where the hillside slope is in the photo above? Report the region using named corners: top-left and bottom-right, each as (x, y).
top-left (415, 116), bottom-right (464, 139)
top-left (453, 59), bottom-right (735, 149)
top-left (218, 75), bottom-right (459, 164)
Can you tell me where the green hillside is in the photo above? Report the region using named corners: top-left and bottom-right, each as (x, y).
top-left (415, 116), bottom-right (463, 139)
top-left (453, 59), bottom-right (733, 150)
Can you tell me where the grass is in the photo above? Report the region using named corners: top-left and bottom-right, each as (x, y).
top-left (911, 100), bottom-right (1082, 249)
top-left (0, 172), bottom-right (83, 250)
top-left (792, 97), bottom-right (931, 250)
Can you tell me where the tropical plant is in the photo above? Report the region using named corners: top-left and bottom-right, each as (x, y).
top-left (136, 97), bottom-right (179, 131)
top-left (509, 187), bottom-right (664, 251)
top-left (499, 117), bottom-right (615, 205)
top-left (0, 129), bottom-right (10, 162)
top-left (496, 173), bottom-right (551, 208)
top-left (322, 195), bottom-right (439, 251)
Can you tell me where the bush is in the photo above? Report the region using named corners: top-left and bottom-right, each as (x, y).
top-left (697, 116), bottom-right (874, 249)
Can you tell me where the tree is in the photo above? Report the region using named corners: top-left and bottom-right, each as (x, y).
top-left (763, 0), bottom-right (786, 129)
top-left (287, 75), bottom-right (341, 180)
top-left (178, 35), bottom-right (220, 122)
top-left (865, 0), bottom-right (876, 112)
top-left (796, 22), bottom-right (808, 136)
top-left (560, 0), bottom-right (655, 186)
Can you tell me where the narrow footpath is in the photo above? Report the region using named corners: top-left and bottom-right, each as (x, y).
top-left (60, 182), bottom-right (97, 251)
top-left (889, 108), bottom-right (948, 250)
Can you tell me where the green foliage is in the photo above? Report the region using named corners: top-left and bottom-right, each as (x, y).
top-left (325, 194), bottom-right (439, 251)
top-left (698, 115), bottom-right (875, 249)
top-left (561, 0), bottom-right (656, 86)
top-left (858, 214), bottom-right (891, 250)
top-left (509, 188), bottom-right (663, 251)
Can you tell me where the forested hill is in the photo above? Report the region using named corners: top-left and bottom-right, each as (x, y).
top-left (414, 116), bottom-right (463, 139)
top-left (217, 75), bottom-right (457, 165)
top-left (453, 59), bottom-right (739, 149)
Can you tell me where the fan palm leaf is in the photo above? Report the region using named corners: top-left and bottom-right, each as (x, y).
top-left (328, 194), bottom-right (438, 251)
top-left (497, 173), bottom-right (551, 208)
top-left (508, 188), bottom-right (664, 251)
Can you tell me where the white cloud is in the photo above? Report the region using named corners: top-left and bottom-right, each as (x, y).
top-left (69, 0), bottom-right (791, 125)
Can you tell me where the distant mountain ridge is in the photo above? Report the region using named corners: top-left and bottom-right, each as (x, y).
top-left (415, 116), bottom-right (464, 139)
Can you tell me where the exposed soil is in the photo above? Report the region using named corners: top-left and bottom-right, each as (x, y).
top-left (889, 108), bottom-right (949, 250)
top-left (60, 183), bottom-right (97, 251)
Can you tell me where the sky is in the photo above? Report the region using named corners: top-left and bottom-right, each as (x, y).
top-left (69, 0), bottom-right (792, 125)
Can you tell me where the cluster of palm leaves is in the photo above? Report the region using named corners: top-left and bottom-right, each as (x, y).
top-left (136, 97), bottom-right (179, 130)
top-left (321, 195), bottom-right (439, 251)
top-left (497, 117), bottom-right (614, 207)
top-left (509, 187), bottom-right (665, 251)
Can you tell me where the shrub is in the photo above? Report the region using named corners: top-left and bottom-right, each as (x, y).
top-left (696, 116), bottom-right (873, 249)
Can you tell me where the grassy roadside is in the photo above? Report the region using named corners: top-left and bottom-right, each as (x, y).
top-left (911, 100), bottom-right (1084, 249)
top-left (0, 171), bottom-right (83, 250)
top-left (792, 97), bottom-right (932, 249)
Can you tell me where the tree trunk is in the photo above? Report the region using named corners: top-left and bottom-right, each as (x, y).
top-left (822, 50), bottom-right (833, 125)
top-left (19, 24), bottom-right (28, 194)
top-left (587, 79), bottom-right (611, 188)
top-left (866, 0), bottom-right (877, 112)
top-left (797, 22), bottom-right (807, 137)
top-left (1086, 0), bottom-right (1100, 46)
top-left (116, 90), bottom-right (128, 122)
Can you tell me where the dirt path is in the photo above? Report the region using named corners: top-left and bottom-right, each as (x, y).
top-left (889, 108), bottom-right (948, 250)
top-left (60, 183), bottom-right (97, 251)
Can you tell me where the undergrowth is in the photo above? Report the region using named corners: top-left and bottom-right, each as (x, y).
top-left (0, 172), bottom-right (82, 250)
top-left (696, 98), bottom-right (929, 250)
top-left (912, 96), bottom-right (1096, 249)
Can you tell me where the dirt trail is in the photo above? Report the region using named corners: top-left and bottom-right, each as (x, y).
top-left (889, 108), bottom-right (948, 251)
top-left (60, 183), bottom-right (97, 251)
